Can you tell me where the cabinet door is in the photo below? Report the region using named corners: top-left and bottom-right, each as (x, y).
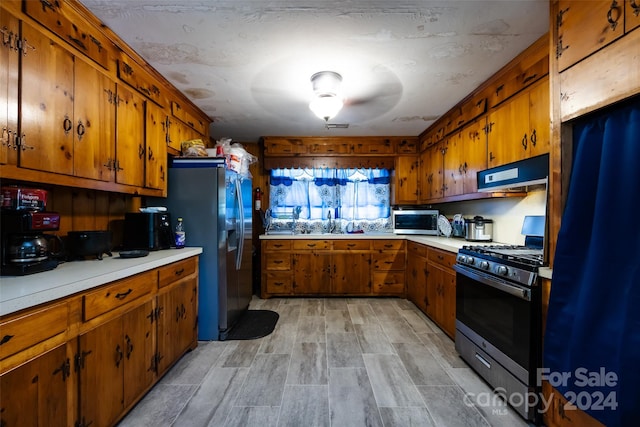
top-left (423, 143), bottom-right (444, 200)
top-left (79, 317), bottom-right (124, 427)
top-left (0, 8), bottom-right (19, 165)
top-left (406, 253), bottom-right (428, 312)
top-left (439, 267), bottom-right (457, 338)
top-left (19, 22), bottom-right (73, 175)
top-left (332, 252), bottom-right (371, 294)
top-left (73, 59), bottom-right (115, 181)
top-left (394, 155), bottom-right (419, 204)
top-left (0, 343), bottom-right (71, 427)
top-left (487, 92), bottom-right (530, 168)
top-left (528, 78), bottom-right (550, 158)
top-left (627, 0), bottom-right (640, 32)
top-left (443, 133), bottom-right (463, 197)
top-left (557, 0), bottom-right (625, 72)
top-left (156, 278), bottom-right (198, 376)
top-left (122, 300), bottom-right (155, 408)
top-left (293, 252), bottom-right (331, 294)
top-left (115, 84), bottom-right (145, 187)
top-left (145, 102), bottom-right (167, 190)
top-left (461, 119), bottom-right (487, 194)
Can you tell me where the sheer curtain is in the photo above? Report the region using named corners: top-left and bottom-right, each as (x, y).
top-left (269, 168), bottom-right (390, 220)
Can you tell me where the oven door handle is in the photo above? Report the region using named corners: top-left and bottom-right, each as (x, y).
top-left (453, 264), bottom-right (531, 301)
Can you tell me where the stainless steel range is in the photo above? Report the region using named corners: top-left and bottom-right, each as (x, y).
top-left (454, 244), bottom-right (544, 422)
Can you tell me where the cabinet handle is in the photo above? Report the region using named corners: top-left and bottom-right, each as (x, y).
top-left (125, 335), bottom-right (134, 359)
top-left (76, 120), bottom-right (85, 140)
top-left (38, 0), bottom-right (55, 12)
top-left (522, 73), bottom-right (537, 85)
top-left (174, 267), bottom-right (185, 276)
top-left (115, 159), bottom-right (123, 171)
top-left (0, 334), bottom-right (13, 346)
top-left (138, 144), bottom-right (146, 159)
top-left (115, 344), bottom-right (123, 368)
top-left (531, 129), bottom-right (537, 147)
top-left (148, 146), bottom-right (154, 161)
top-left (63, 116), bottom-right (72, 134)
top-left (306, 243), bottom-right (316, 248)
top-left (115, 288), bottom-right (132, 300)
top-left (273, 260), bottom-right (283, 264)
top-left (175, 306), bottom-right (181, 322)
top-left (52, 358), bottom-right (71, 382)
top-left (607, 0), bottom-right (621, 30)
top-left (521, 133), bottom-right (528, 151)
top-left (632, 0), bottom-right (640, 16)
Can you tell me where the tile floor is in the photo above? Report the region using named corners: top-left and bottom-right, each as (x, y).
top-left (117, 297), bottom-right (530, 427)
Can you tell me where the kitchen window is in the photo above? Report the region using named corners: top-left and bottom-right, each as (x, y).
top-left (269, 168), bottom-right (391, 232)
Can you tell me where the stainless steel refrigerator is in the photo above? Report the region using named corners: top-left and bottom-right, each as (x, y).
top-left (156, 157), bottom-right (253, 340)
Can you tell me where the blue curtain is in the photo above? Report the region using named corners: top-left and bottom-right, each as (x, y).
top-left (544, 99), bottom-right (640, 426)
top-left (269, 168), bottom-right (390, 220)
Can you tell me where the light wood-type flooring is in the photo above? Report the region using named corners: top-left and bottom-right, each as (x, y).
top-left (117, 297), bottom-right (529, 427)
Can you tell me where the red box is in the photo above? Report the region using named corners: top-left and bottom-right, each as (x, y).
top-left (1, 186), bottom-right (48, 210)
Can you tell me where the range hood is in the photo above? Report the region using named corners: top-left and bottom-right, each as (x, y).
top-left (477, 153), bottom-right (549, 192)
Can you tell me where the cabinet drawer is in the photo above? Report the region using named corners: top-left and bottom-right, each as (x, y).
top-left (265, 254), bottom-right (291, 270)
top-left (371, 272), bottom-right (405, 294)
top-left (428, 248), bottom-right (456, 269)
top-left (0, 302), bottom-right (69, 360)
top-left (292, 240), bottom-right (331, 250)
top-left (159, 257), bottom-right (197, 288)
top-left (117, 58), bottom-right (165, 106)
top-left (407, 241), bottom-right (428, 258)
top-left (263, 138), bottom-right (308, 155)
top-left (264, 240), bottom-right (292, 251)
top-left (171, 101), bottom-right (208, 135)
top-left (24, 0), bottom-right (113, 70)
top-left (309, 142), bottom-right (351, 154)
top-left (372, 252), bottom-right (406, 271)
top-left (265, 272), bottom-right (293, 294)
top-left (373, 240), bottom-right (405, 251)
top-left (83, 271), bottom-right (156, 321)
top-left (333, 240), bottom-right (371, 250)
top-left (352, 140), bottom-right (394, 154)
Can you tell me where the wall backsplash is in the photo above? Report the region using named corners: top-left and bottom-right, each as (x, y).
top-left (438, 189), bottom-right (547, 245)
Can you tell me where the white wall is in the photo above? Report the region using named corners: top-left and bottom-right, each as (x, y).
top-left (438, 188), bottom-right (547, 245)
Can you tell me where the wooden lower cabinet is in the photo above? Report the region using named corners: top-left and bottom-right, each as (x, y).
top-left (261, 239), bottom-right (405, 297)
top-left (406, 242), bottom-right (457, 338)
top-left (156, 275), bottom-right (198, 376)
top-left (78, 300), bottom-right (155, 426)
top-left (0, 256), bottom-right (199, 427)
top-left (0, 342), bottom-right (74, 427)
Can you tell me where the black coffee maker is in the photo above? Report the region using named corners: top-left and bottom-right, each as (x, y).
top-left (1, 210), bottom-right (62, 276)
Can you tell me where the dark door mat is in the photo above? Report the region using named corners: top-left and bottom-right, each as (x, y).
top-left (222, 310), bottom-right (279, 340)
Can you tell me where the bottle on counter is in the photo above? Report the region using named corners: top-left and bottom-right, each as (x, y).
top-left (175, 217), bottom-right (185, 249)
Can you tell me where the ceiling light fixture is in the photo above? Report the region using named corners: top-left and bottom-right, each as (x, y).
top-left (309, 71), bottom-right (343, 122)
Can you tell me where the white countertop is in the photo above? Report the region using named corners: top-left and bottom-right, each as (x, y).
top-left (0, 247), bottom-right (203, 317)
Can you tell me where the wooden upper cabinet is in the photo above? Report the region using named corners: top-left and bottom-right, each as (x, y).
top-left (0, 7), bottom-right (19, 166)
top-left (461, 118), bottom-right (488, 194)
top-left (395, 138), bottom-right (418, 154)
top-left (263, 137), bottom-right (308, 155)
top-left (118, 58), bottom-right (165, 107)
top-left (421, 142), bottom-right (444, 201)
top-left (443, 133), bottom-right (464, 197)
top-left (626, 0), bottom-right (640, 31)
top-left (73, 59), bottom-right (116, 182)
top-left (19, 21), bottom-right (74, 175)
top-left (395, 155), bottom-right (419, 204)
top-left (556, 0), bottom-right (626, 72)
top-left (352, 138), bottom-right (394, 154)
top-left (24, 0), bottom-right (113, 70)
top-left (309, 140), bottom-right (351, 154)
top-left (146, 102), bottom-right (168, 190)
top-left (171, 101), bottom-right (207, 136)
top-left (115, 84), bottom-right (146, 187)
top-left (487, 77), bottom-right (549, 168)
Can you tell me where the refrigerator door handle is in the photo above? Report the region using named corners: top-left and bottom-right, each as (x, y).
top-left (235, 177), bottom-right (244, 271)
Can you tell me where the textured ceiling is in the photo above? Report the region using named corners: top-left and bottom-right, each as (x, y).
top-left (80, 0), bottom-right (549, 142)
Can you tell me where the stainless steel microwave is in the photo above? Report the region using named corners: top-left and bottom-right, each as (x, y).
top-left (392, 209), bottom-right (439, 235)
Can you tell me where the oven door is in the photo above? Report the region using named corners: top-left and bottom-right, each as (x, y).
top-left (454, 264), bottom-right (540, 384)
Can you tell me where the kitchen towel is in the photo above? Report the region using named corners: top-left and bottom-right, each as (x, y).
top-left (544, 98), bottom-right (640, 426)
